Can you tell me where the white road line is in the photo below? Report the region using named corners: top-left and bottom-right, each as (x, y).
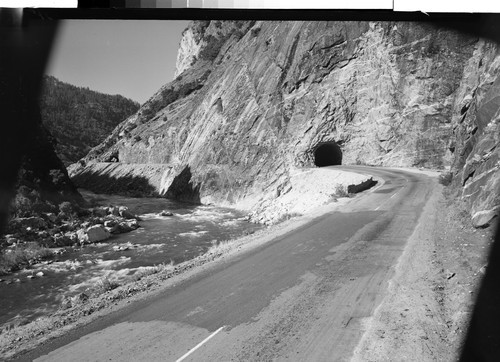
top-left (376, 189), bottom-right (401, 210)
top-left (175, 326), bottom-right (226, 362)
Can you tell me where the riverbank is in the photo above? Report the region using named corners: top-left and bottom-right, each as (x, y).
top-left (2, 167), bottom-right (489, 360)
top-left (0, 198), bottom-right (350, 359)
top-left (0, 167), bottom-right (376, 359)
top-left (0, 192), bottom-right (259, 332)
top-left (0, 204), bottom-right (142, 276)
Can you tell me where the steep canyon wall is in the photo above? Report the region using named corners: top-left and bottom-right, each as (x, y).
top-left (70, 20), bottom-right (500, 226)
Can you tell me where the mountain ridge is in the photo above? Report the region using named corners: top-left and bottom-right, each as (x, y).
top-left (40, 75), bottom-right (140, 165)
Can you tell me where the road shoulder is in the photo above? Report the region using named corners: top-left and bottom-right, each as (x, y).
top-left (352, 181), bottom-right (494, 361)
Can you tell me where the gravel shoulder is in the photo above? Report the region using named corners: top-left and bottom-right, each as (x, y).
top-left (352, 181), bottom-right (494, 361)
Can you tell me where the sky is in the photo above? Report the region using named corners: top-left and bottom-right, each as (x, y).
top-left (45, 20), bottom-right (190, 104)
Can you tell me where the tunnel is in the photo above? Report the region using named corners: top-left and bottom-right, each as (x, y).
top-left (314, 141), bottom-right (342, 167)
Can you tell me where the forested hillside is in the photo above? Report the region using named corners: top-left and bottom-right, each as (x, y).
top-left (40, 76), bottom-right (140, 165)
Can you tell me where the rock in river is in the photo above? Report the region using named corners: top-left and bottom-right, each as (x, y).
top-left (77, 225), bottom-right (111, 244)
top-left (104, 219), bottom-right (117, 228)
top-left (119, 206), bottom-right (140, 220)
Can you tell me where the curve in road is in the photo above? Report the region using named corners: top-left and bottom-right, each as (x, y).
top-left (16, 166), bottom-right (436, 362)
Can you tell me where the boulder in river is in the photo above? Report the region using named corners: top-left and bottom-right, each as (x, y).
top-left (105, 219), bottom-right (139, 234)
top-left (119, 206), bottom-right (139, 220)
top-left (60, 221), bottom-right (77, 232)
top-left (109, 207), bottom-right (121, 216)
top-left (64, 231), bottom-right (78, 243)
top-left (92, 207), bottom-right (108, 217)
top-left (53, 233), bottom-right (73, 247)
top-left (77, 225), bottom-right (111, 244)
top-left (104, 219), bottom-right (117, 228)
top-left (159, 210), bottom-right (174, 217)
top-left (125, 219), bottom-right (139, 229)
top-left (118, 220), bottom-right (139, 233)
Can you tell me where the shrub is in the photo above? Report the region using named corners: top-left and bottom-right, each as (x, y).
top-left (251, 27), bottom-right (261, 37)
top-left (95, 277), bottom-right (120, 293)
top-left (439, 172), bottom-right (453, 186)
top-left (199, 35), bottom-right (226, 61)
top-left (17, 185), bottom-right (31, 197)
top-left (0, 243), bottom-right (52, 274)
top-left (49, 169), bottom-right (65, 187)
top-left (276, 212), bottom-right (302, 223)
top-left (11, 194), bottom-right (33, 217)
top-left (334, 184), bottom-right (349, 198)
top-left (132, 261), bottom-right (174, 281)
top-left (59, 201), bottom-right (74, 215)
top-left (32, 201), bottom-right (55, 214)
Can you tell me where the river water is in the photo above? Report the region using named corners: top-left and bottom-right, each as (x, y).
top-left (0, 191), bottom-right (262, 329)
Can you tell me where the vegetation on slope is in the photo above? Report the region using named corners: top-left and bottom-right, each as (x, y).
top-left (39, 75), bottom-right (140, 165)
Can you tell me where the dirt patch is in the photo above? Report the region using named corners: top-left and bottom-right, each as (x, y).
top-left (352, 184), bottom-right (494, 361)
top-left (248, 167), bottom-right (377, 224)
top-left (436, 188), bottom-right (495, 356)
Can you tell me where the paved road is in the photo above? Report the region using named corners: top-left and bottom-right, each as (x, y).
top-left (16, 166), bottom-right (435, 361)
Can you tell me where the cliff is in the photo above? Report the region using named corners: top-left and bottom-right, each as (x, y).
top-left (450, 39), bottom-right (500, 227)
top-left (70, 20), bottom-right (500, 227)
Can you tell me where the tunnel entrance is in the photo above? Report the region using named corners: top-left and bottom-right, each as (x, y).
top-left (314, 141), bottom-right (342, 167)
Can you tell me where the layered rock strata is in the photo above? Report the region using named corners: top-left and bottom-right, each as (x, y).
top-left (71, 20), bottom-right (500, 225)
top-left (450, 39), bottom-right (500, 227)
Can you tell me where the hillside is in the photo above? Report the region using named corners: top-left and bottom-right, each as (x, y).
top-left (70, 20), bottom-right (500, 228)
top-left (40, 76), bottom-right (140, 165)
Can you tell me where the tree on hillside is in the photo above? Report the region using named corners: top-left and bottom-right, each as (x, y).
top-left (39, 75), bottom-right (140, 165)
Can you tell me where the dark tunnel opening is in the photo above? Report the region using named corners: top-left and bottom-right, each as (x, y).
top-left (314, 142), bottom-right (342, 167)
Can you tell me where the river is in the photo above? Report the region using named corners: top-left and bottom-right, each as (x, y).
top-left (0, 190), bottom-right (262, 330)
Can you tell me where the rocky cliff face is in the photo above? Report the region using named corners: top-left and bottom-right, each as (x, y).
top-left (450, 39), bottom-right (500, 227)
top-left (71, 20), bottom-right (500, 226)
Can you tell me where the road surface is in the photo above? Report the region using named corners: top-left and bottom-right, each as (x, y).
top-left (15, 166), bottom-right (436, 361)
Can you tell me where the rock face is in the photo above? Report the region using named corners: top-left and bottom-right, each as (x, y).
top-left (449, 38), bottom-right (500, 225)
top-left (71, 21), bottom-right (500, 223)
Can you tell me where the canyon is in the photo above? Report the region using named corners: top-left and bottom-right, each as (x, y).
top-left (69, 20), bottom-right (500, 228)
top-left (2, 18), bottom-right (500, 360)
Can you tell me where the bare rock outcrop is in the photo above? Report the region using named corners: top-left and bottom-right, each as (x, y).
top-left (70, 20), bottom-right (500, 223)
top-left (449, 37), bottom-right (500, 226)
